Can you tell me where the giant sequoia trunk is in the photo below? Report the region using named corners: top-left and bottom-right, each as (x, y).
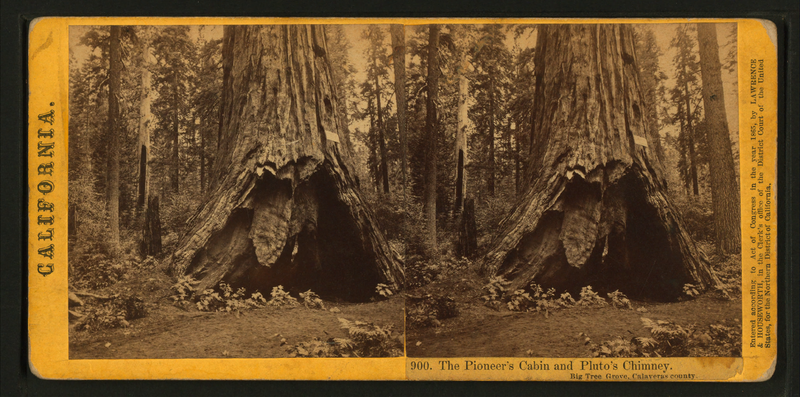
top-left (481, 25), bottom-right (722, 301)
top-left (696, 23), bottom-right (740, 254)
top-left (169, 26), bottom-right (403, 302)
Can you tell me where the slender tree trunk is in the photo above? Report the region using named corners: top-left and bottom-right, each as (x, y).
top-left (391, 25), bottom-right (408, 197)
top-left (514, 123), bottom-right (521, 195)
top-left (367, 103), bottom-right (380, 191)
top-left (423, 25), bottom-right (440, 259)
top-left (200, 124), bottom-right (206, 194)
top-left (682, 70), bottom-right (700, 196)
top-left (482, 25), bottom-right (722, 301)
top-left (137, 30), bottom-right (153, 216)
top-left (487, 78), bottom-right (496, 197)
top-left (677, 106), bottom-right (693, 194)
top-left (696, 23), bottom-right (740, 254)
top-left (106, 26), bottom-right (122, 255)
top-left (373, 57), bottom-right (390, 195)
top-left (172, 71), bottom-right (180, 194)
top-left (169, 25), bottom-right (403, 301)
top-left (454, 47), bottom-right (469, 215)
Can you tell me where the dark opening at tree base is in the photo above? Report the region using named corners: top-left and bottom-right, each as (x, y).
top-left (182, 162), bottom-right (392, 303)
top-left (490, 165), bottom-right (714, 302)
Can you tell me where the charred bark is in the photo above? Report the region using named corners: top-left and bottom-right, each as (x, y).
top-left (169, 26), bottom-right (403, 302)
top-left (481, 25), bottom-right (722, 301)
top-left (456, 198), bottom-right (478, 259)
top-left (141, 194), bottom-right (162, 257)
top-left (696, 23), bottom-right (740, 254)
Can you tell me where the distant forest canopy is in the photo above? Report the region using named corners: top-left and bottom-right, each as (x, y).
top-left (67, 23), bottom-right (739, 291)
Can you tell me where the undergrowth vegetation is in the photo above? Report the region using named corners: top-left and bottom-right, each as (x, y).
top-left (581, 317), bottom-right (741, 358)
top-left (286, 318), bottom-right (403, 358)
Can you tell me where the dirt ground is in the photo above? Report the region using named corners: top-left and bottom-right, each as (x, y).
top-left (68, 267), bottom-right (405, 360)
top-left (406, 265), bottom-right (741, 358)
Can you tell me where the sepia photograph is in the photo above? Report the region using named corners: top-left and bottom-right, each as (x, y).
top-left (66, 21), bottom-right (742, 361)
top-left (67, 24), bottom-right (408, 359)
top-left (400, 22), bottom-right (743, 358)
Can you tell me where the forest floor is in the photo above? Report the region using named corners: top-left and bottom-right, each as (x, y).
top-left (405, 261), bottom-right (742, 358)
top-left (68, 261), bottom-right (405, 359)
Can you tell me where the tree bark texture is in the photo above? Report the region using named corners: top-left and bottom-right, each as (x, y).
top-left (696, 23), bottom-right (741, 254)
top-left (484, 25), bottom-right (721, 301)
top-left (171, 70), bottom-right (180, 194)
top-left (142, 194), bottom-right (162, 256)
top-left (423, 25), bottom-right (440, 259)
top-left (137, 29), bottom-right (153, 214)
top-left (373, 56), bottom-right (390, 195)
top-left (682, 70), bottom-right (700, 196)
top-left (169, 26), bottom-right (403, 302)
top-left (454, 47), bottom-right (469, 215)
top-left (106, 26), bottom-right (122, 255)
top-left (487, 78), bottom-right (496, 196)
top-left (391, 25), bottom-right (409, 197)
top-left (456, 198), bottom-right (478, 259)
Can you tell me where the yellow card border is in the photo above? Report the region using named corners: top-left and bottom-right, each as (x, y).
top-left (28, 17), bottom-right (777, 381)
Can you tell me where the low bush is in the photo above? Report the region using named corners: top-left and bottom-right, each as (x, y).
top-left (577, 286), bottom-right (608, 307)
top-left (407, 294), bottom-right (459, 328)
top-left (74, 295), bottom-right (147, 331)
top-left (286, 318), bottom-right (403, 358)
top-left (267, 285), bottom-right (299, 307)
top-left (299, 289), bottom-right (325, 310)
top-left (581, 317), bottom-right (741, 358)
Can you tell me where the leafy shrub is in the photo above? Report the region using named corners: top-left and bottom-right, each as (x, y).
top-left (699, 323), bottom-right (741, 356)
top-left (529, 283), bottom-right (558, 313)
top-left (75, 295), bottom-right (147, 331)
top-left (577, 286), bottom-right (608, 307)
top-left (581, 333), bottom-right (659, 358)
top-left (171, 275), bottom-right (199, 304)
top-left (582, 319), bottom-right (741, 358)
top-left (286, 337), bottom-right (356, 358)
top-left (248, 291), bottom-right (267, 306)
top-left (196, 282), bottom-right (265, 314)
top-left (607, 290), bottom-right (633, 309)
top-left (640, 317), bottom-right (691, 356)
top-left (407, 294), bottom-right (458, 328)
top-left (286, 318), bottom-right (403, 358)
top-left (268, 285), bottom-right (299, 307)
top-left (482, 276), bottom-right (510, 305)
top-left (507, 289), bottom-right (533, 311)
top-left (558, 292), bottom-right (576, 307)
top-left (299, 289), bottom-right (325, 309)
top-left (337, 318), bottom-right (403, 357)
